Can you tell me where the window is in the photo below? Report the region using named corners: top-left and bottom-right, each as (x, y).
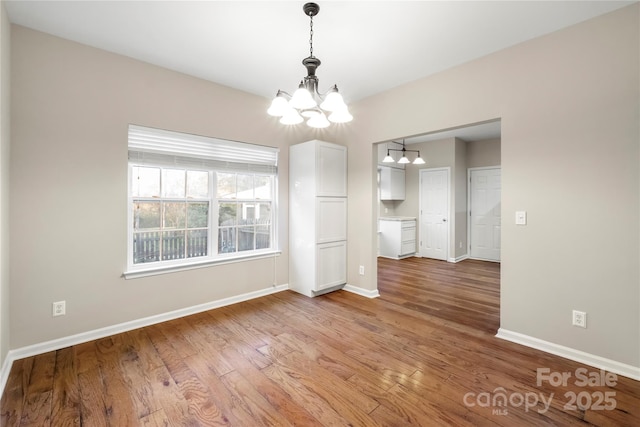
top-left (132, 167), bottom-right (210, 264)
top-left (127, 125), bottom-right (278, 277)
top-left (217, 172), bottom-right (273, 254)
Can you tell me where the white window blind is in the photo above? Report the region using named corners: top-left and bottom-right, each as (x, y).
top-left (128, 125), bottom-right (279, 174)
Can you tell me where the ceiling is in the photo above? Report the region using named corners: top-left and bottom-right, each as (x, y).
top-left (4, 1), bottom-right (634, 142)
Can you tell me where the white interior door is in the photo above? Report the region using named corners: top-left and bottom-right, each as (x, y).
top-left (419, 168), bottom-right (449, 260)
top-left (469, 167), bottom-right (501, 261)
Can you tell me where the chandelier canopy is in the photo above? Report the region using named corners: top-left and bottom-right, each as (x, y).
top-left (267, 3), bottom-right (352, 128)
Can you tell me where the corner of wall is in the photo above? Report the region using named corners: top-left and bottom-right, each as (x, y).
top-left (0, 0), bottom-right (12, 390)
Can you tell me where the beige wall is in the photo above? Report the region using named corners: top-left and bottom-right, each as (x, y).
top-left (467, 138), bottom-right (501, 168)
top-left (454, 138), bottom-right (467, 259)
top-left (335, 4), bottom-right (639, 367)
top-left (9, 26), bottom-right (313, 348)
top-left (0, 1), bottom-right (10, 367)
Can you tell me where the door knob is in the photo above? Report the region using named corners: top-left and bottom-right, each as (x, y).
top-left (442, 218), bottom-right (447, 222)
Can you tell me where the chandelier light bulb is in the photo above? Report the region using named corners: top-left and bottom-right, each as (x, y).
top-left (397, 155), bottom-right (410, 164)
top-left (382, 151), bottom-right (395, 163)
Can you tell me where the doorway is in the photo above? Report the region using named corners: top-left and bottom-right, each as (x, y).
top-left (468, 167), bottom-right (501, 261)
top-left (419, 168), bottom-right (449, 260)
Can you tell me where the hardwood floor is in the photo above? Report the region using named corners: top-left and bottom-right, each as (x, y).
top-left (1, 257), bottom-right (639, 426)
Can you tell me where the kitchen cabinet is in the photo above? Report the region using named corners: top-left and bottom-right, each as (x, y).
top-left (379, 217), bottom-right (416, 259)
top-left (290, 140), bottom-right (347, 297)
top-left (380, 166), bottom-right (405, 200)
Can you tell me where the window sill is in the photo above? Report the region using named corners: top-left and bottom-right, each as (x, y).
top-left (123, 250), bottom-right (282, 280)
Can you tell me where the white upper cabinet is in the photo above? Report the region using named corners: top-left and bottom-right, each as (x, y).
top-left (380, 166), bottom-right (406, 200)
top-left (317, 142), bottom-right (347, 196)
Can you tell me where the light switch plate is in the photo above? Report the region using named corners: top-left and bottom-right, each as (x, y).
top-left (515, 211), bottom-right (527, 225)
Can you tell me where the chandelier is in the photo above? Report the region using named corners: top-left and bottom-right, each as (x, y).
top-left (267, 2), bottom-right (352, 128)
top-left (383, 140), bottom-right (426, 165)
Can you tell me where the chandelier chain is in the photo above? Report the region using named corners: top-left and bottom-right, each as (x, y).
top-left (309, 14), bottom-right (314, 57)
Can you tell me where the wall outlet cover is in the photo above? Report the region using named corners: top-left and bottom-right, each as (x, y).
top-left (572, 310), bottom-right (587, 328)
top-left (52, 301), bottom-right (66, 317)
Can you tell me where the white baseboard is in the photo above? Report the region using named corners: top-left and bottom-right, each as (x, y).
top-left (343, 284), bottom-right (380, 299)
top-left (0, 352), bottom-right (12, 399)
top-left (496, 328), bottom-right (640, 381)
top-left (449, 254), bottom-right (469, 263)
top-left (0, 284), bottom-right (289, 396)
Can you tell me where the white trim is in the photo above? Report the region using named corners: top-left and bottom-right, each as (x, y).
top-left (496, 328), bottom-right (640, 381)
top-left (123, 250), bottom-right (282, 279)
top-left (0, 353), bottom-right (12, 400)
top-left (449, 254), bottom-right (469, 263)
top-left (343, 284), bottom-right (380, 299)
top-left (468, 256), bottom-right (500, 263)
top-left (0, 283), bottom-right (289, 396)
top-left (378, 254), bottom-right (414, 261)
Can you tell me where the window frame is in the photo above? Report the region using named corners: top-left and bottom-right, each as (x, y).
top-left (125, 132), bottom-right (280, 279)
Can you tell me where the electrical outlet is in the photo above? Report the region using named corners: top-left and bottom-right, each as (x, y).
top-left (572, 310), bottom-right (586, 328)
top-left (359, 265), bottom-right (365, 275)
top-left (52, 301), bottom-right (66, 317)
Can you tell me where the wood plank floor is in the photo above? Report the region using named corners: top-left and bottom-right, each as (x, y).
top-left (1, 257), bottom-right (639, 426)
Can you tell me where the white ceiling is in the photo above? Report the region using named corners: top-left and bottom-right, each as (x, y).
top-left (4, 1), bottom-right (634, 141)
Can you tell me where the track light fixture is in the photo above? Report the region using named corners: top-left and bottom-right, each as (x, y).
top-left (267, 3), bottom-right (352, 128)
top-left (382, 140), bottom-right (426, 165)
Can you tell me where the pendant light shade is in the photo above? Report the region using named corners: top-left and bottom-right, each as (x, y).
top-left (412, 154), bottom-right (426, 165)
top-left (307, 113), bottom-right (330, 128)
top-left (290, 85), bottom-right (317, 110)
top-left (267, 93), bottom-right (289, 117)
top-left (320, 86), bottom-right (346, 112)
top-left (279, 109), bottom-right (304, 125)
top-left (382, 152), bottom-right (395, 163)
top-left (328, 107), bottom-right (353, 124)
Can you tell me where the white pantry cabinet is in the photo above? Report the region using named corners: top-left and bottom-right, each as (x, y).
top-left (379, 217), bottom-right (416, 259)
top-left (290, 140), bottom-right (347, 297)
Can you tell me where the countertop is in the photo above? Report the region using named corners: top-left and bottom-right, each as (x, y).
top-left (379, 216), bottom-right (416, 221)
